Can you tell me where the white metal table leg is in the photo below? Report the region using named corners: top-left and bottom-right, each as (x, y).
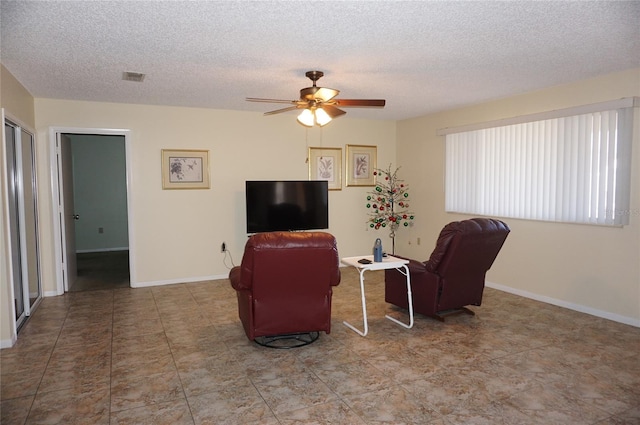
top-left (343, 268), bottom-right (369, 336)
top-left (385, 264), bottom-right (414, 329)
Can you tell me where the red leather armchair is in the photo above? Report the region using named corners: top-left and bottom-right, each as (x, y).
top-left (229, 231), bottom-right (341, 345)
top-left (385, 218), bottom-right (510, 321)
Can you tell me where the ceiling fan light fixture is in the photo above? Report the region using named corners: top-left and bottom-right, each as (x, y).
top-left (315, 108), bottom-right (332, 126)
top-left (297, 109), bottom-right (315, 127)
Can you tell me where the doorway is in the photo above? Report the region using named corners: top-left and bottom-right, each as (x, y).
top-left (51, 128), bottom-right (134, 293)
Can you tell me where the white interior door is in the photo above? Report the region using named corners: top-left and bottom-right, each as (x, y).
top-left (60, 133), bottom-right (77, 291)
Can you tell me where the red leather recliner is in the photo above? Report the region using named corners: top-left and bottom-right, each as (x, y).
top-left (385, 218), bottom-right (510, 321)
top-left (229, 231), bottom-right (341, 344)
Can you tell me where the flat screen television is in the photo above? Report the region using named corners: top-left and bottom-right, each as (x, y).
top-left (245, 180), bottom-right (329, 233)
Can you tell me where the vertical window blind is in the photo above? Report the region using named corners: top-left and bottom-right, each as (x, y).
top-left (443, 98), bottom-right (636, 226)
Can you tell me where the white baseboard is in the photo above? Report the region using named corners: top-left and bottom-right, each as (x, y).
top-left (1, 335), bottom-right (17, 349)
top-left (131, 274), bottom-right (228, 288)
top-left (76, 247), bottom-right (129, 253)
top-left (486, 281), bottom-right (640, 328)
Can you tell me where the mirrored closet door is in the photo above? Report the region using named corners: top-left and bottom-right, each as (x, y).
top-left (4, 115), bottom-right (42, 331)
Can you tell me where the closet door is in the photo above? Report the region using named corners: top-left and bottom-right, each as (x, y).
top-left (4, 118), bottom-right (41, 330)
top-left (19, 127), bottom-right (42, 311)
top-left (5, 122), bottom-right (26, 326)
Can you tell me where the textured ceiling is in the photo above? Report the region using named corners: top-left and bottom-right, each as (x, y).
top-left (2, 1), bottom-right (639, 121)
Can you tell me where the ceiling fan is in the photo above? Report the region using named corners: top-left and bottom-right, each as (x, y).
top-left (246, 70), bottom-right (385, 127)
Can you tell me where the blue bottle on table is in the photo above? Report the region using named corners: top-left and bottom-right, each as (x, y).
top-left (373, 238), bottom-right (383, 262)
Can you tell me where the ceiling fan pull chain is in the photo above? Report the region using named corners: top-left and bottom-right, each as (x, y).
top-left (305, 127), bottom-right (310, 163)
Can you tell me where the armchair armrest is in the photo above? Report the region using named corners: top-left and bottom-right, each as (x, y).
top-left (391, 255), bottom-right (428, 274)
top-left (330, 268), bottom-right (341, 287)
top-left (229, 266), bottom-right (250, 291)
top-left (405, 258), bottom-right (427, 274)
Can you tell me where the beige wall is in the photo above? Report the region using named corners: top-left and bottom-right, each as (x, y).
top-left (33, 99), bottom-right (397, 294)
top-left (1, 65), bottom-right (36, 127)
top-left (1, 65), bottom-right (36, 346)
top-left (396, 68), bottom-right (640, 325)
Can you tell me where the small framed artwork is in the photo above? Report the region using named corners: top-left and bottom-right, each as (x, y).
top-left (161, 149), bottom-right (210, 189)
top-left (346, 144), bottom-right (377, 187)
top-left (308, 147), bottom-right (342, 190)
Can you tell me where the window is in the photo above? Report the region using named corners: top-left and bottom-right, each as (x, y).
top-left (442, 98), bottom-right (637, 226)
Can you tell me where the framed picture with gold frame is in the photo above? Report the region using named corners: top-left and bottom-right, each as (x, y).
top-left (161, 149), bottom-right (210, 189)
top-left (346, 144), bottom-right (377, 186)
top-left (308, 147), bottom-right (342, 190)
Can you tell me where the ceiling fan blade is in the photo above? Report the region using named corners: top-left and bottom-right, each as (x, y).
top-left (246, 97), bottom-right (296, 104)
top-left (335, 99), bottom-right (386, 107)
top-left (322, 105), bottom-right (346, 118)
top-left (264, 105), bottom-right (301, 115)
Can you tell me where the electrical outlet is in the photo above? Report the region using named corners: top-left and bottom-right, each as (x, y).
top-left (221, 242), bottom-right (226, 253)
top-left (98, 227), bottom-right (104, 234)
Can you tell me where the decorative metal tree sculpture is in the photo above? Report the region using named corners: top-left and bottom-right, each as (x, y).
top-left (365, 165), bottom-right (415, 254)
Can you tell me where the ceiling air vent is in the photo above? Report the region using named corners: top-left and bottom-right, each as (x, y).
top-left (122, 71), bottom-right (146, 82)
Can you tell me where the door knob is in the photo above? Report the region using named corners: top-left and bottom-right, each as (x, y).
top-left (73, 214), bottom-right (80, 220)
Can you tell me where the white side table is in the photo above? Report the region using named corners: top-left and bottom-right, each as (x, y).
top-left (341, 255), bottom-right (413, 336)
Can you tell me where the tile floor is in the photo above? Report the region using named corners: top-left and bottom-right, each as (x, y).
top-left (1, 268), bottom-right (639, 424)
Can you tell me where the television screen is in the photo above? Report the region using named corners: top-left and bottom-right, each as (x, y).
top-left (245, 180), bottom-right (329, 233)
